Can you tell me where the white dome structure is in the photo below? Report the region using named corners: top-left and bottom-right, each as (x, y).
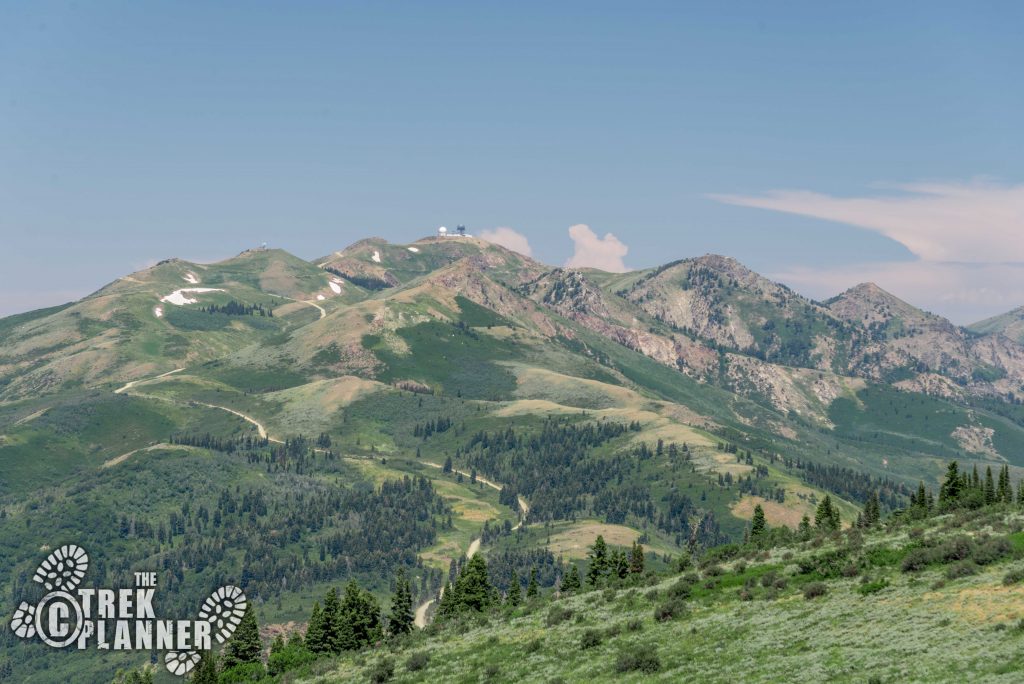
top-left (438, 226), bottom-right (448, 236)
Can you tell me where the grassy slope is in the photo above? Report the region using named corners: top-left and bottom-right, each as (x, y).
top-left (308, 510), bottom-right (1024, 684)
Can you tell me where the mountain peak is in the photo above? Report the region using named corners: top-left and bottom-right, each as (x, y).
top-left (828, 281), bottom-right (941, 328)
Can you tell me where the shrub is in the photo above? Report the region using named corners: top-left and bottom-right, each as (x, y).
top-left (704, 564), bottom-right (725, 577)
top-left (798, 549), bottom-right (849, 579)
top-left (546, 606), bottom-right (573, 627)
top-left (524, 638), bottom-right (543, 654)
top-left (773, 577), bottom-right (788, 590)
top-left (405, 652), bottom-right (430, 672)
top-left (484, 663), bottom-right (500, 678)
top-left (803, 582), bottom-right (828, 599)
top-left (625, 618), bottom-right (644, 632)
top-left (937, 536), bottom-right (974, 563)
top-left (760, 571), bottom-right (777, 588)
top-left (654, 597), bottom-right (687, 622)
top-left (1003, 568), bottom-right (1024, 585)
top-left (667, 579), bottom-right (693, 600)
top-left (580, 629), bottom-right (603, 650)
top-left (738, 589), bottom-right (754, 601)
top-left (901, 548), bottom-right (933, 572)
top-left (614, 646), bottom-right (661, 674)
top-left (857, 579), bottom-right (889, 595)
top-left (974, 537), bottom-right (1012, 565)
top-left (735, 561), bottom-right (747, 573)
top-left (946, 561), bottom-right (979, 579)
top-left (602, 588), bottom-right (617, 603)
top-left (368, 657), bottom-right (395, 684)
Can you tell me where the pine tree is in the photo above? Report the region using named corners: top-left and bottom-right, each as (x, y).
top-left (222, 603), bottom-right (262, 668)
top-left (321, 587), bottom-right (341, 653)
top-left (938, 461), bottom-right (961, 511)
top-left (506, 576), bottom-right (522, 606)
top-left (337, 580), bottom-right (382, 651)
top-left (613, 549), bottom-right (629, 579)
top-left (863, 492), bottom-right (881, 527)
top-left (629, 542), bottom-right (645, 575)
top-left (191, 651), bottom-right (218, 684)
top-left (750, 505), bottom-right (767, 539)
top-left (814, 495), bottom-right (840, 532)
top-left (388, 568), bottom-right (414, 636)
top-left (305, 602), bottom-right (327, 653)
top-left (998, 465), bottom-right (1012, 503)
top-left (798, 514), bottom-right (811, 539)
top-left (445, 555), bottom-right (495, 615)
top-left (587, 535), bottom-right (608, 586)
top-left (526, 567), bottom-right (539, 598)
top-left (985, 466), bottom-right (997, 505)
top-left (561, 565), bottom-right (582, 594)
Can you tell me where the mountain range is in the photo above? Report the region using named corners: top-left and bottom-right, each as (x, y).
top-left (5, 234), bottom-right (1024, 681)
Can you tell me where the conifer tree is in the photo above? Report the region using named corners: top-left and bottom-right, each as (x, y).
top-left (998, 465), bottom-right (1012, 503)
top-left (862, 492), bottom-right (880, 527)
top-left (750, 505), bottom-right (767, 539)
top-left (191, 651), bottom-right (218, 684)
top-left (446, 554), bottom-right (495, 614)
top-left (985, 466), bottom-right (996, 505)
top-left (321, 587), bottom-right (341, 652)
top-left (388, 568), bottom-right (414, 636)
top-left (305, 602), bottom-right (327, 653)
top-left (814, 495), bottom-right (840, 532)
top-left (561, 565), bottom-right (582, 594)
top-left (629, 542), bottom-right (645, 575)
top-left (337, 580), bottom-right (382, 651)
top-left (526, 567), bottom-right (539, 598)
top-left (506, 576), bottom-right (522, 606)
top-left (222, 603), bottom-right (262, 668)
top-left (798, 515), bottom-right (811, 539)
top-left (938, 461), bottom-right (961, 511)
top-left (587, 535), bottom-right (609, 586)
top-left (610, 549), bottom-right (629, 579)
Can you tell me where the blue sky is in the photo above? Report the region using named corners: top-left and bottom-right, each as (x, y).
top-left (2, 2), bottom-right (1022, 322)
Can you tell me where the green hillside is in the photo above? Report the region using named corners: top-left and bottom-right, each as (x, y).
top-left (5, 238), bottom-right (1024, 682)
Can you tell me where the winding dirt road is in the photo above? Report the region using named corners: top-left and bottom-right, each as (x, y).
top-left (413, 461), bottom-right (530, 627)
top-left (267, 292), bottom-right (326, 320)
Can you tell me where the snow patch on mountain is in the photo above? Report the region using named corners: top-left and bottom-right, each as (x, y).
top-left (160, 288), bottom-right (224, 306)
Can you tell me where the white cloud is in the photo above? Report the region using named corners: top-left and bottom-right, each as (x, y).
top-left (478, 227), bottom-right (533, 257)
top-left (565, 224), bottom-right (629, 272)
top-left (771, 260), bottom-right (1024, 325)
top-left (711, 180), bottom-right (1024, 263)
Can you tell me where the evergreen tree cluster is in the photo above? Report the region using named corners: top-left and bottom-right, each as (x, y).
top-left (199, 300), bottom-right (273, 317)
top-left (585, 535), bottom-right (647, 587)
top-left (936, 461), bottom-right (1018, 513)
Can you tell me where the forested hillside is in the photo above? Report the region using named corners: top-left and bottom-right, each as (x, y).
top-left (4, 236), bottom-right (1024, 682)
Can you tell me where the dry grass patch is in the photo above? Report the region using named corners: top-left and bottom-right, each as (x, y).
top-left (547, 522), bottom-right (644, 559)
top-left (730, 495), bottom-right (806, 529)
